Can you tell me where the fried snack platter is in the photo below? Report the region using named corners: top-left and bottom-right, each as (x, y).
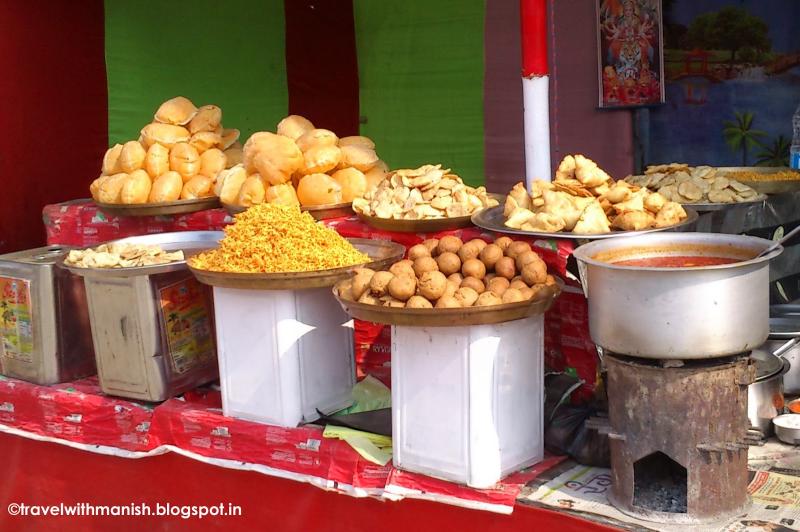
top-left (716, 167), bottom-right (800, 196)
top-left (332, 236), bottom-right (561, 326)
top-left (187, 204), bottom-right (404, 290)
top-left (91, 96), bottom-right (241, 216)
top-left (353, 164), bottom-right (500, 232)
top-left (624, 164), bottom-right (767, 211)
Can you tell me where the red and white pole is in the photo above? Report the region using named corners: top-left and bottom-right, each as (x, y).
top-left (520, 0), bottom-right (551, 185)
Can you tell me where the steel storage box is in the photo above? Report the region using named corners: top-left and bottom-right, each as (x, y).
top-left (391, 315), bottom-right (545, 489)
top-left (0, 246), bottom-right (96, 384)
top-left (69, 232), bottom-right (221, 401)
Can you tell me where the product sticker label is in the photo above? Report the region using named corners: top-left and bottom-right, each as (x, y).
top-left (159, 278), bottom-right (215, 375)
top-left (0, 276), bottom-right (34, 364)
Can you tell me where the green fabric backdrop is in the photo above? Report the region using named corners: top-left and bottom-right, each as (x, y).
top-left (104, 0), bottom-right (288, 145)
top-left (353, 0), bottom-right (486, 186)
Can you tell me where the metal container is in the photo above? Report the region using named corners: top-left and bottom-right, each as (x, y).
top-left (65, 232), bottom-right (221, 401)
top-left (573, 233), bottom-right (782, 359)
top-left (748, 348), bottom-right (789, 435)
top-left (0, 246), bottom-right (96, 384)
top-left (773, 414), bottom-right (800, 445)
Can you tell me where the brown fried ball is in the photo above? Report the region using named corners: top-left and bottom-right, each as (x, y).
top-left (369, 271), bottom-right (394, 296)
top-left (381, 296), bottom-right (406, 308)
top-left (447, 272), bottom-right (464, 285)
top-left (495, 236), bottom-right (513, 252)
top-left (443, 280), bottom-right (459, 298)
top-left (406, 295), bottom-right (433, 309)
top-left (462, 258), bottom-right (486, 280)
top-left (408, 244), bottom-right (431, 261)
top-left (501, 288), bottom-right (526, 304)
top-left (479, 244), bottom-right (503, 270)
top-left (545, 274), bottom-right (557, 286)
top-left (486, 277), bottom-right (510, 297)
top-left (351, 269), bottom-right (376, 300)
top-left (435, 295), bottom-right (462, 308)
top-left (515, 250), bottom-right (542, 271)
top-left (460, 276), bottom-right (485, 294)
top-left (475, 291), bottom-right (503, 307)
top-left (437, 235), bottom-right (463, 255)
top-left (337, 280), bottom-right (354, 301)
top-left (388, 275), bottom-right (416, 301)
top-left (413, 256), bottom-right (439, 278)
top-left (358, 292), bottom-right (380, 305)
top-left (519, 286), bottom-right (534, 299)
top-left (467, 238), bottom-right (488, 252)
top-left (389, 260), bottom-right (416, 279)
top-left (457, 243), bottom-right (481, 263)
top-left (522, 260), bottom-right (548, 286)
top-left (422, 239), bottom-right (439, 254)
top-left (494, 257), bottom-right (516, 280)
top-left (509, 279), bottom-right (528, 291)
top-left (436, 252), bottom-right (461, 276)
top-left (454, 287), bottom-right (479, 307)
top-left (418, 271), bottom-right (448, 300)
top-left (506, 241), bottom-right (532, 260)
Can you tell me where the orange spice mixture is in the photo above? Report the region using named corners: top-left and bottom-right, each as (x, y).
top-left (190, 204), bottom-right (369, 273)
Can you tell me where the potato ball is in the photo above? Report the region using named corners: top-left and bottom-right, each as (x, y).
top-left (436, 252), bottom-right (461, 276)
top-left (408, 244), bottom-right (431, 261)
top-left (338, 280), bottom-right (354, 301)
top-left (359, 292), bottom-right (380, 305)
top-left (454, 287), bottom-right (479, 307)
top-left (529, 283), bottom-right (549, 299)
top-left (422, 239), bottom-right (439, 254)
top-left (509, 279), bottom-right (528, 291)
top-left (435, 295), bottom-right (461, 308)
top-left (351, 269), bottom-right (375, 300)
top-left (479, 244), bottom-right (503, 270)
top-left (495, 236), bottom-right (513, 251)
top-left (515, 250), bottom-right (542, 271)
top-left (487, 277), bottom-right (510, 297)
top-left (494, 257), bottom-right (516, 280)
top-left (388, 275), bottom-right (416, 301)
top-left (413, 257), bottom-right (439, 278)
top-left (460, 276), bottom-right (485, 294)
top-left (522, 261), bottom-right (548, 285)
top-left (382, 296), bottom-right (406, 308)
top-left (437, 235), bottom-right (463, 255)
top-left (506, 241), bottom-right (532, 260)
top-left (475, 292), bottom-right (503, 307)
top-left (369, 271), bottom-right (394, 296)
top-left (443, 281), bottom-right (459, 298)
top-left (447, 273), bottom-right (463, 285)
top-left (418, 271), bottom-right (448, 300)
top-left (462, 258), bottom-right (486, 280)
top-left (502, 288), bottom-right (526, 304)
top-left (406, 296), bottom-right (433, 309)
top-left (519, 286), bottom-right (534, 299)
top-left (467, 239), bottom-right (488, 252)
top-left (457, 243), bottom-right (481, 263)
top-left (389, 260), bottom-right (415, 278)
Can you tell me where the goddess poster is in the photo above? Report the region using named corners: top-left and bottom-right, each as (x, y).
top-left (597, 0), bottom-right (665, 107)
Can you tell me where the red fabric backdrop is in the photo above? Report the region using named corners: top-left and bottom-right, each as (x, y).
top-left (0, 0), bottom-right (107, 254)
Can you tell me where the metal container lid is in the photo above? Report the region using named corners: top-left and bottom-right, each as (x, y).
top-left (0, 245), bottom-right (73, 265)
top-left (749, 348), bottom-right (785, 381)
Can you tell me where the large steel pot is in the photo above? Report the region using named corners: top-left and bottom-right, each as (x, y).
top-left (573, 233), bottom-right (782, 359)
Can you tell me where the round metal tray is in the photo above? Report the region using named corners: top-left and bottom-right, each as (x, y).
top-left (94, 197), bottom-right (221, 217)
top-left (682, 194), bottom-right (768, 213)
top-left (355, 212), bottom-right (474, 233)
top-left (717, 166), bottom-right (800, 196)
top-left (60, 231), bottom-right (224, 278)
top-left (223, 201), bottom-right (353, 220)
top-left (769, 317), bottom-right (800, 339)
top-left (333, 280), bottom-right (560, 327)
top-left (188, 238), bottom-right (405, 290)
top-left (471, 205), bottom-right (699, 240)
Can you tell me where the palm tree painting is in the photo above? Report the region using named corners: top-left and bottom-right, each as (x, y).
top-left (722, 111), bottom-right (767, 166)
top-left (755, 135), bottom-right (791, 167)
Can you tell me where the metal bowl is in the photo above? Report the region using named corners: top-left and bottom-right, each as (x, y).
top-left (333, 280), bottom-right (561, 327)
top-left (188, 238), bottom-right (405, 290)
top-left (773, 414), bottom-right (800, 445)
top-left (94, 197), bottom-right (221, 217)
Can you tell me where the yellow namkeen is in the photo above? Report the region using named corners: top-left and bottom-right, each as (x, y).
top-left (190, 204), bottom-right (368, 273)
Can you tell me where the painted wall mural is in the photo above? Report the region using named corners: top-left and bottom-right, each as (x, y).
top-left (648, 0), bottom-right (800, 167)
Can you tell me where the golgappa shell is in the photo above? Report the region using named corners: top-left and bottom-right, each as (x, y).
top-left (297, 174), bottom-right (342, 206)
top-left (149, 171), bottom-right (183, 202)
top-left (276, 115), bottom-right (314, 140)
top-left (154, 96), bottom-right (197, 125)
top-left (199, 149), bottom-right (227, 179)
top-left (339, 144), bottom-right (379, 172)
top-left (188, 105), bottom-right (222, 134)
top-left (190, 131), bottom-right (223, 153)
top-left (221, 128), bottom-right (240, 149)
top-left (331, 168), bottom-right (368, 202)
top-left (120, 170), bottom-right (152, 204)
top-left (169, 142), bottom-right (201, 179)
top-left (180, 175), bottom-right (214, 200)
top-left (236, 174), bottom-right (267, 206)
top-left (102, 144), bottom-right (123, 175)
top-left (145, 143), bottom-right (170, 178)
top-left (140, 123), bottom-right (191, 149)
top-left (118, 141), bottom-right (147, 173)
top-left (97, 173), bottom-right (128, 204)
top-left (216, 164), bottom-right (248, 204)
top-left (223, 147), bottom-right (243, 168)
top-left (265, 183), bottom-right (300, 206)
top-left (338, 135), bottom-right (376, 150)
top-left (300, 145), bottom-right (341, 175)
top-left (296, 128), bottom-right (338, 151)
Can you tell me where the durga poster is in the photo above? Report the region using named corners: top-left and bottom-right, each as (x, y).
top-left (597, 0), bottom-right (665, 108)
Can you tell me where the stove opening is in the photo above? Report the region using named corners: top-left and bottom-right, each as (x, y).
top-left (633, 452), bottom-right (687, 513)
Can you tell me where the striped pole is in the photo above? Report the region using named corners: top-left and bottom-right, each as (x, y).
top-left (520, 0), bottom-right (551, 185)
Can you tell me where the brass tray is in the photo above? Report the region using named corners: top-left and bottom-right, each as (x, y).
top-left (94, 197), bottom-right (221, 217)
top-left (717, 167), bottom-right (800, 195)
top-left (333, 280), bottom-right (561, 327)
top-left (471, 205), bottom-right (699, 241)
top-left (224, 201), bottom-right (354, 220)
top-left (188, 238), bottom-right (404, 290)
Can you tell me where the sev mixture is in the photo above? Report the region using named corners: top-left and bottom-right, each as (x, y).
top-left (189, 204), bottom-right (369, 273)
top-left (725, 170), bottom-right (800, 182)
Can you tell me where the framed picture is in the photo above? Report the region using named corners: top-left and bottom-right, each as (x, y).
top-left (596, 0), bottom-right (665, 108)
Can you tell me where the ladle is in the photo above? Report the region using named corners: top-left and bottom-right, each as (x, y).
top-left (757, 224), bottom-right (800, 259)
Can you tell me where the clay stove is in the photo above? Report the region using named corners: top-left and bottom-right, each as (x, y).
top-left (601, 353), bottom-right (755, 524)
